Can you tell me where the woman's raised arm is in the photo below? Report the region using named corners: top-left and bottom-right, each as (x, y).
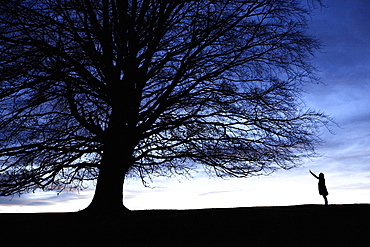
top-left (309, 170), bottom-right (319, 179)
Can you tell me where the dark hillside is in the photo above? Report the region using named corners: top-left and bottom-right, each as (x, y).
top-left (1, 204), bottom-right (369, 246)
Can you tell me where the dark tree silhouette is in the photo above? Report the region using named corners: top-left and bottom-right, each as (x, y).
top-left (0, 0), bottom-right (329, 213)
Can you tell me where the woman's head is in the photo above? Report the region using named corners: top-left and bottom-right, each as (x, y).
top-left (319, 173), bottom-right (324, 179)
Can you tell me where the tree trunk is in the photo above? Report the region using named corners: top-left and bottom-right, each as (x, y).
top-left (84, 111), bottom-right (136, 215)
top-left (84, 159), bottom-right (131, 214)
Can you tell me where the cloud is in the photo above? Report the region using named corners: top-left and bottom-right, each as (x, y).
top-left (0, 190), bottom-right (94, 213)
top-left (197, 190), bottom-right (235, 197)
top-left (0, 196), bottom-right (53, 206)
top-left (307, 0), bottom-right (370, 98)
top-left (332, 182), bottom-right (370, 191)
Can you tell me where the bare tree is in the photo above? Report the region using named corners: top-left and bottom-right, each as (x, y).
top-left (0, 0), bottom-right (329, 213)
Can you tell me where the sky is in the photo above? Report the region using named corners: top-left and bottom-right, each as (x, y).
top-left (1, 0), bottom-right (370, 212)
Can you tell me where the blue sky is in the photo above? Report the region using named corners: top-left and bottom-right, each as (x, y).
top-left (1, 0), bottom-right (370, 212)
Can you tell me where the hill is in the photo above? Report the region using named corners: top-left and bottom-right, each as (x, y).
top-left (1, 204), bottom-right (369, 246)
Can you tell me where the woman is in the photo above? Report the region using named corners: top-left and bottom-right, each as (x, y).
top-left (309, 170), bottom-right (329, 206)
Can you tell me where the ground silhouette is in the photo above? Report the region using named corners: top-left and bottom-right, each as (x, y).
top-left (1, 204), bottom-right (369, 246)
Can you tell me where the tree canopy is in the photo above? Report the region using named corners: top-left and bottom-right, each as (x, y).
top-left (0, 0), bottom-right (329, 212)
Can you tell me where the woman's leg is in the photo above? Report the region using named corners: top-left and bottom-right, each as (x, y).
top-left (323, 195), bottom-right (328, 206)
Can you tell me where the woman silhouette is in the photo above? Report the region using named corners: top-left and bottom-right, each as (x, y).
top-left (309, 170), bottom-right (328, 206)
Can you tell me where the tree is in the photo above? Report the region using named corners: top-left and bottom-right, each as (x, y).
top-left (0, 0), bottom-right (329, 213)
